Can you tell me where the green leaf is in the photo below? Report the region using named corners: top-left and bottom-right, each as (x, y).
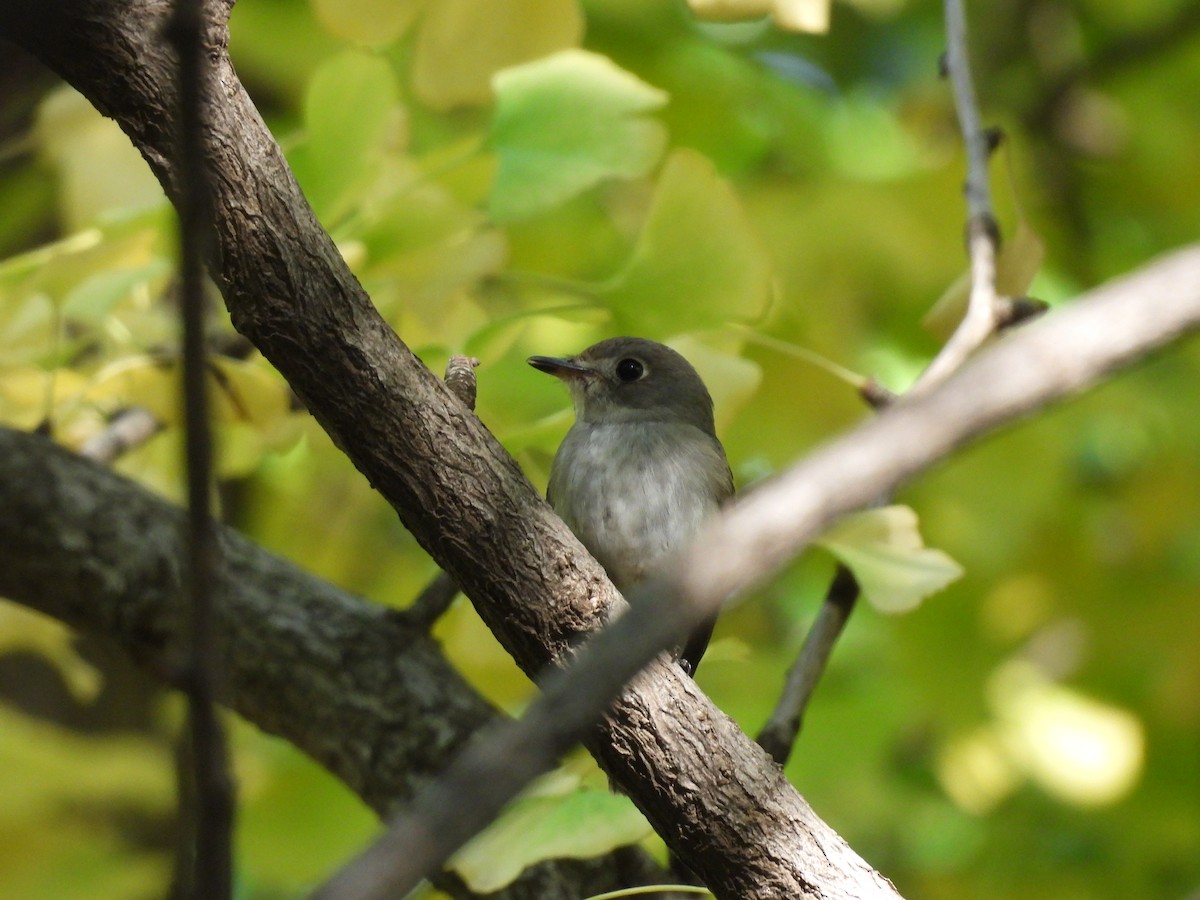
top-left (817, 505), bottom-right (963, 614)
top-left (448, 772), bottom-right (652, 892)
top-left (598, 148), bottom-right (773, 338)
top-left (61, 259), bottom-right (171, 325)
top-left (488, 49), bottom-right (668, 222)
top-left (35, 86), bottom-right (165, 229)
top-left (302, 51), bottom-right (404, 220)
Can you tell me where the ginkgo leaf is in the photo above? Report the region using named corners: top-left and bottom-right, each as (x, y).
top-left (300, 51), bottom-right (404, 220)
top-left (36, 87), bottom-right (165, 229)
top-left (414, 0), bottom-right (584, 111)
top-left (598, 148), bottom-right (773, 338)
top-left (311, 0), bottom-right (428, 46)
top-left (488, 49), bottom-right (668, 222)
top-left (0, 367), bottom-right (88, 430)
top-left (817, 505), bottom-right (963, 614)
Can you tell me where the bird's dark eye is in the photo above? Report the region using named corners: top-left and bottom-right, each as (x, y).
top-left (615, 358), bottom-right (645, 383)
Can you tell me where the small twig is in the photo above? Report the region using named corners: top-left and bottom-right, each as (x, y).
top-left (407, 355), bottom-right (478, 631)
top-left (943, 0), bottom-right (991, 224)
top-left (908, 0), bottom-right (1004, 398)
top-left (165, 0), bottom-right (234, 897)
top-left (757, 565), bottom-right (858, 764)
top-left (78, 407), bottom-right (162, 463)
top-left (909, 219), bottom-right (999, 394)
top-left (996, 296), bottom-right (1050, 331)
top-left (859, 377), bottom-right (899, 411)
top-left (444, 354), bottom-right (480, 409)
top-left (407, 571), bottom-right (460, 630)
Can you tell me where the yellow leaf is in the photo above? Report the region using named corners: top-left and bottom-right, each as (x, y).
top-left (599, 149), bottom-right (773, 339)
top-left (818, 505), bottom-right (963, 613)
top-left (413, 0), bottom-right (584, 111)
top-left (0, 606), bottom-right (102, 703)
top-left (311, 0), bottom-right (429, 45)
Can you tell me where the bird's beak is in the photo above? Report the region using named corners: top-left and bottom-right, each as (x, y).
top-left (527, 355), bottom-right (594, 380)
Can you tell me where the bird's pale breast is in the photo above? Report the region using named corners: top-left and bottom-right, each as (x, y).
top-left (547, 420), bottom-right (731, 589)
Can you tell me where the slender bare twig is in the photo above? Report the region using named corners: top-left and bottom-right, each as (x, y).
top-left (408, 571), bottom-right (460, 629)
top-left (408, 356), bottom-right (479, 629)
top-left (908, 0), bottom-right (1002, 397)
top-left (314, 244), bottom-right (1200, 900)
top-left (757, 565), bottom-right (858, 764)
top-left (444, 354), bottom-right (480, 409)
top-left (165, 0), bottom-right (234, 896)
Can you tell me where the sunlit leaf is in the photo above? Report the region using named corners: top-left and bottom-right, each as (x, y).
top-left (772, 0), bottom-right (830, 32)
top-left (0, 708), bottom-right (172, 898)
top-left (35, 87), bottom-right (164, 229)
top-left (0, 367), bottom-right (88, 430)
top-left (989, 661), bottom-right (1144, 807)
top-left (0, 293), bottom-right (57, 367)
top-left (85, 357), bottom-right (178, 423)
top-left (207, 357), bottom-right (292, 430)
top-left (817, 505), bottom-right (963, 614)
top-left (354, 158), bottom-right (509, 332)
top-left (995, 219), bottom-right (1045, 297)
top-left (301, 51), bottom-right (405, 220)
top-left (61, 259), bottom-right (171, 324)
top-left (598, 148), bottom-right (772, 338)
top-left (413, 0), bottom-right (584, 111)
top-left (488, 49), bottom-right (668, 222)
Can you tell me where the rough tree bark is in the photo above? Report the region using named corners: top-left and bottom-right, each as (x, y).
top-left (0, 1), bottom-right (898, 897)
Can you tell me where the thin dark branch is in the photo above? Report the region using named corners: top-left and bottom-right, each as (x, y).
top-left (315, 244), bottom-right (1200, 898)
top-left (408, 571), bottom-right (460, 629)
top-left (756, 566), bottom-right (858, 765)
top-left (165, 0), bottom-right (234, 894)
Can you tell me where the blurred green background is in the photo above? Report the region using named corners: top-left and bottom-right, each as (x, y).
top-left (1, 0), bottom-right (1198, 897)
